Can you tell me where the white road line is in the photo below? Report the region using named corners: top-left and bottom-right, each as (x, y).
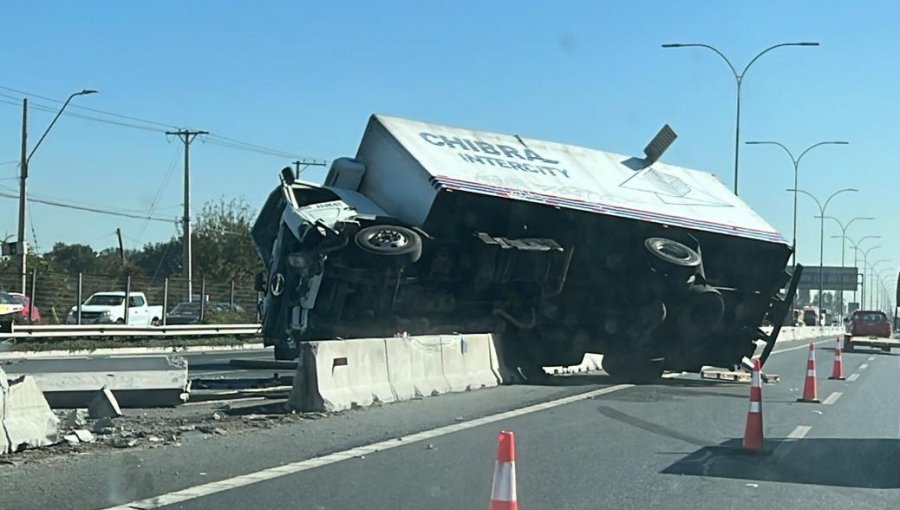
top-left (868, 356), bottom-right (876, 361)
top-left (822, 392), bottom-right (842, 405)
top-left (100, 383), bottom-right (636, 510)
top-left (787, 425), bottom-right (812, 439)
top-left (770, 339), bottom-right (832, 355)
top-left (860, 363), bottom-right (869, 370)
top-left (775, 425), bottom-right (812, 459)
top-left (847, 373), bottom-right (860, 382)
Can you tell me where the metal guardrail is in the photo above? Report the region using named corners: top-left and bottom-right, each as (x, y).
top-left (0, 323), bottom-right (261, 339)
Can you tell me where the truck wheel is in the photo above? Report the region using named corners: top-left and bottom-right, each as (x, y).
top-left (644, 237), bottom-right (701, 280)
top-left (354, 225), bottom-right (422, 267)
top-left (274, 344), bottom-right (299, 361)
top-left (115, 319), bottom-right (125, 324)
top-left (150, 317), bottom-right (160, 326)
top-left (602, 351), bottom-right (665, 384)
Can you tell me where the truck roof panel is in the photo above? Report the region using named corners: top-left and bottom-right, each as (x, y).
top-left (370, 114), bottom-right (785, 244)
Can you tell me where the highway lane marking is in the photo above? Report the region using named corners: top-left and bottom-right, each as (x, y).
top-left (822, 392), bottom-right (842, 405)
top-left (847, 373), bottom-right (860, 382)
top-left (770, 339), bottom-right (832, 355)
top-left (859, 363), bottom-right (869, 371)
top-left (774, 425), bottom-right (811, 459)
top-left (868, 356), bottom-right (876, 361)
top-left (787, 425), bottom-right (811, 439)
top-left (100, 382), bottom-right (640, 510)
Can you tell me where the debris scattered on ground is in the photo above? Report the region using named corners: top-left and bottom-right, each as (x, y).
top-left (111, 437), bottom-right (138, 449)
top-left (88, 387), bottom-right (122, 419)
top-left (57, 409), bottom-right (88, 429)
top-left (73, 430), bottom-right (95, 444)
top-left (62, 434), bottom-right (80, 446)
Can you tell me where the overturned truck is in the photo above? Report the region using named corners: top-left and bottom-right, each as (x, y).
top-left (251, 115), bottom-right (797, 382)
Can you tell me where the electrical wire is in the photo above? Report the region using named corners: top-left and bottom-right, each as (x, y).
top-left (0, 191), bottom-right (176, 222)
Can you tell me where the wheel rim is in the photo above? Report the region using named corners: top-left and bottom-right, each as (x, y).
top-left (368, 229), bottom-right (408, 249)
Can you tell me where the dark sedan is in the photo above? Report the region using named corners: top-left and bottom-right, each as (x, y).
top-left (165, 302), bottom-right (246, 325)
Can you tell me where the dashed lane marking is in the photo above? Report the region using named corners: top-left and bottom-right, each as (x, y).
top-left (787, 425), bottom-right (812, 439)
top-left (860, 363), bottom-right (869, 370)
top-left (868, 356), bottom-right (876, 361)
top-left (822, 392), bottom-right (842, 405)
top-left (847, 373), bottom-right (860, 382)
top-left (775, 425), bottom-right (812, 459)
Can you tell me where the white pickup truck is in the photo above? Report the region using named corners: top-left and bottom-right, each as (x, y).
top-left (66, 292), bottom-right (164, 326)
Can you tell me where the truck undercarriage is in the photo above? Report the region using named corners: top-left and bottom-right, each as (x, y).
top-left (254, 179), bottom-right (795, 383)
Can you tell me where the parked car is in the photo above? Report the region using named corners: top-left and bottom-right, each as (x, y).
top-left (844, 310), bottom-right (897, 352)
top-left (7, 292), bottom-right (40, 323)
top-left (0, 292), bottom-right (26, 322)
top-left (166, 301), bottom-right (247, 325)
top-left (66, 292), bottom-right (163, 325)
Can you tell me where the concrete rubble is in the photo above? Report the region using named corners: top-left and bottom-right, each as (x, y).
top-left (88, 387), bottom-right (122, 419)
top-left (2, 370), bottom-right (59, 454)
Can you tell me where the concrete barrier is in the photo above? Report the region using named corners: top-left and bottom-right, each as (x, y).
top-left (289, 333), bottom-right (502, 412)
top-left (544, 353), bottom-right (605, 375)
top-left (384, 335), bottom-right (449, 400)
top-left (2, 372), bottom-right (59, 453)
top-left (2, 355), bottom-right (190, 408)
top-left (0, 368), bottom-right (8, 454)
top-left (291, 338), bottom-right (396, 412)
top-left (761, 326), bottom-right (844, 343)
top-left (440, 334), bottom-right (501, 392)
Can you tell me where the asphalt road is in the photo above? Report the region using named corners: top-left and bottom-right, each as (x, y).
top-left (3, 336), bottom-right (898, 509)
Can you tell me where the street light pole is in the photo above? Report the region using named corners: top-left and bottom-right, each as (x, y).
top-left (746, 141), bottom-right (848, 265)
top-left (848, 236), bottom-right (881, 307)
top-left (661, 42), bottom-right (819, 195)
top-left (17, 89), bottom-right (97, 293)
top-left (859, 244), bottom-right (881, 310)
top-left (789, 187), bottom-right (857, 316)
top-left (820, 216), bottom-right (872, 319)
top-left (870, 259), bottom-right (890, 309)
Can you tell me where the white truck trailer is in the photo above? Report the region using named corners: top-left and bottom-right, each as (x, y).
top-left (251, 114), bottom-right (798, 382)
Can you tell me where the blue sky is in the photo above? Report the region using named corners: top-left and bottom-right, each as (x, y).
top-left (0, 1), bottom-right (896, 282)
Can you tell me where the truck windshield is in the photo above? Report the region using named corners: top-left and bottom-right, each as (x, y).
top-left (85, 295), bottom-right (124, 306)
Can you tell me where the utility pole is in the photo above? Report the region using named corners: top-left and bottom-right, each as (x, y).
top-left (292, 159), bottom-right (326, 180)
top-left (17, 99), bottom-right (27, 293)
top-left (115, 228), bottom-right (125, 266)
top-left (166, 129), bottom-right (208, 302)
top-left (293, 160), bottom-right (302, 180)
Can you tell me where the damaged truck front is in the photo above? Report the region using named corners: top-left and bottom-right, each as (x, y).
top-left (251, 114), bottom-right (797, 382)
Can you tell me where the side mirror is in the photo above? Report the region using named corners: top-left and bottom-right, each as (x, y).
top-left (254, 272), bottom-right (267, 292)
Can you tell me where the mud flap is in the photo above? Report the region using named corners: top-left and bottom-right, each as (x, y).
top-left (758, 264), bottom-right (803, 367)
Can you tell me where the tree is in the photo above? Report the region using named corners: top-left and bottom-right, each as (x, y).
top-left (191, 197), bottom-right (262, 281)
top-left (46, 243), bottom-right (99, 274)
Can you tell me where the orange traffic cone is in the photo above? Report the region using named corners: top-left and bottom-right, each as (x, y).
top-left (798, 342), bottom-right (820, 403)
top-left (490, 431), bottom-right (517, 510)
top-left (742, 357), bottom-right (764, 452)
top-left (829, 336), bottom-right (845, 380)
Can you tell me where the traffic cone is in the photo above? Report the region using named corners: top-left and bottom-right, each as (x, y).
top-left (797, 342), bottom-right (820, 403)
top-left (490, 431), bottom-right (517, 510)
top-left (742, 358), bottom-right (764, 452)
top-left (829, 336), bottom-right (845, 380)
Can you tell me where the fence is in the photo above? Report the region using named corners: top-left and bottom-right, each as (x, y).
top-left (0, 271), bottom-right (260, 325)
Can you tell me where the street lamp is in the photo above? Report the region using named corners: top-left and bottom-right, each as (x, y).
top-left (870, 259), bottom-right (890, 309)
top-left (875, 268), bottom-right (893, 310)
top-left (17, 88), bottom-right (98, 292)
top-left (819, 216), bottom-right (872, 319)
top-left (834, 234), bottom-right (881, 308)
top-left (746, 141), bottom-right (848, 265)
top-left (788, 187), bottom-right (857, 314)
top-left (859, 244), bottom-right (882, 310)
top-left (661, 42), bottom-right (819, 195)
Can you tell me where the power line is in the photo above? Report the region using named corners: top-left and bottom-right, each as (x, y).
top-left (0, 86), bottom-right (325, 161)
top-left (0, 191), bottom-right (176, 222)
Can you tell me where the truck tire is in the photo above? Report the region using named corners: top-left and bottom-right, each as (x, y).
top-left (354, 225), bottom-right (423, 267)
top-left (274, 344), bottom-right (299, 361)
top-left (151, 317), bottom-right (160, 326)
top-left (602, 351), bottom-right (665, 384)
top-left (644, 237), bottom-right (701, 280)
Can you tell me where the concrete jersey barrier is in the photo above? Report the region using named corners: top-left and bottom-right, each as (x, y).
top-left (290, 333), bottom-right (501, 412)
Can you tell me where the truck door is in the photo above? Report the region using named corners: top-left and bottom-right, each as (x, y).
top-left (129, 295), bottom-right (147, 325)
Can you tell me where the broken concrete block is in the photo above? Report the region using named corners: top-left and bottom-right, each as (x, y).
top-left (58, 409), bottom-right (89, 429)
top-left (3, 375), bottom-right (59, 452)
top-left (63, 434), bottom-right (80, 446)
top-left (0, 367), bottom-right (9, 454)
top-left (88, 387), bottom-right (122, 419)
top-left (73, 429), bottom-right (95, 444)
top-left (92, 417), bottom-right (116, 433)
